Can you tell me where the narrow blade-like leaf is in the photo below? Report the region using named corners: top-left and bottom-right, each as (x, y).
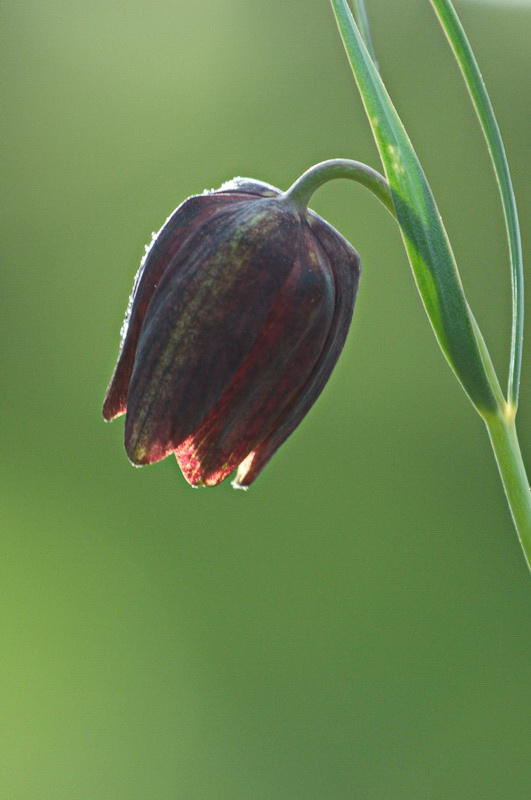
top-left (331, 0), bottom-right (502, 413)
top-left (430, 0), bottom-right (523, 410)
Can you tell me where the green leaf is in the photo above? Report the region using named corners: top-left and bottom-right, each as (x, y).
top-left (351, 0), bottom-right (378, 67)
top-left (330, 0), bottom-right (502, 414)
top-left (430, 0), bottom-right (524, 410)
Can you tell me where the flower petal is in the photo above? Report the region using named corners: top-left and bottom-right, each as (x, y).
top-left (102, 192), bottom-right (258, 421)
top-left (124, 199), bottom-right (301, 465)
top-left (175, 224), bottom-right (336, 485)
top-left (233, 212), bottom-right (361, 487)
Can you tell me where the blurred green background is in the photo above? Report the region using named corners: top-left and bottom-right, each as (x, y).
top-left (2, 0), bottom-right (530, 797)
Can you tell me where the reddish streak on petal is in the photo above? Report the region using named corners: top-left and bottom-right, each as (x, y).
top-left (175, 227), bottom-right (335, 486)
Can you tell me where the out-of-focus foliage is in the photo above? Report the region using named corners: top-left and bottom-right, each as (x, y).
top-left (1, 1), bottom-right (530, 797)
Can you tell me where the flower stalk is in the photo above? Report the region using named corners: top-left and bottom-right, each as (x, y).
top-left (282, 155), bottom-right (531, 570)
top-left (484, 410), bottom-right (531, 572)
top-left (282, 159), bottom-right (395, 217)
top-left (330, 0), bottom-right (530, 570)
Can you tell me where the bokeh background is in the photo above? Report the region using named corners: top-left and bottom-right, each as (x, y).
top-left (2, 0), bottom-right (530, 797)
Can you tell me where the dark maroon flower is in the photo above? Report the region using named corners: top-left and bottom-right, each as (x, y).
top-left (103, 177), bottom-right (360, 487)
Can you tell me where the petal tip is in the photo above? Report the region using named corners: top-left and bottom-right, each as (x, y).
top-left (102, 404), bottom-right (125, 422)
top-left (231, 479), bottom-right (249, 491)
top-left (102, 385), bottom-right (127, 422)
top-left (125, 431), bottom-right (167, 467)
top-left (232, 451), bottom-right (259, 488)
top-left (126, 448), bottom-right (150, 467)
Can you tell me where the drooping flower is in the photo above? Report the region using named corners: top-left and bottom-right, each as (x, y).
top-left (103, 177), bottom-right (360, 487)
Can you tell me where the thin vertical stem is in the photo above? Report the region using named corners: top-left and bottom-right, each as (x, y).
top-left (485, 411), bottom-right (531, 571)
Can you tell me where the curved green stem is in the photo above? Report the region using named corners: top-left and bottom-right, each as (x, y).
top-left (484, 410), bottom-right (531, 571)
top-left (283, 158), bottom-right (395, 216)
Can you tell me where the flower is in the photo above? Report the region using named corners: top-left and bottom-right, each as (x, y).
top-left (102, 177), bottom-right (360, 487)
